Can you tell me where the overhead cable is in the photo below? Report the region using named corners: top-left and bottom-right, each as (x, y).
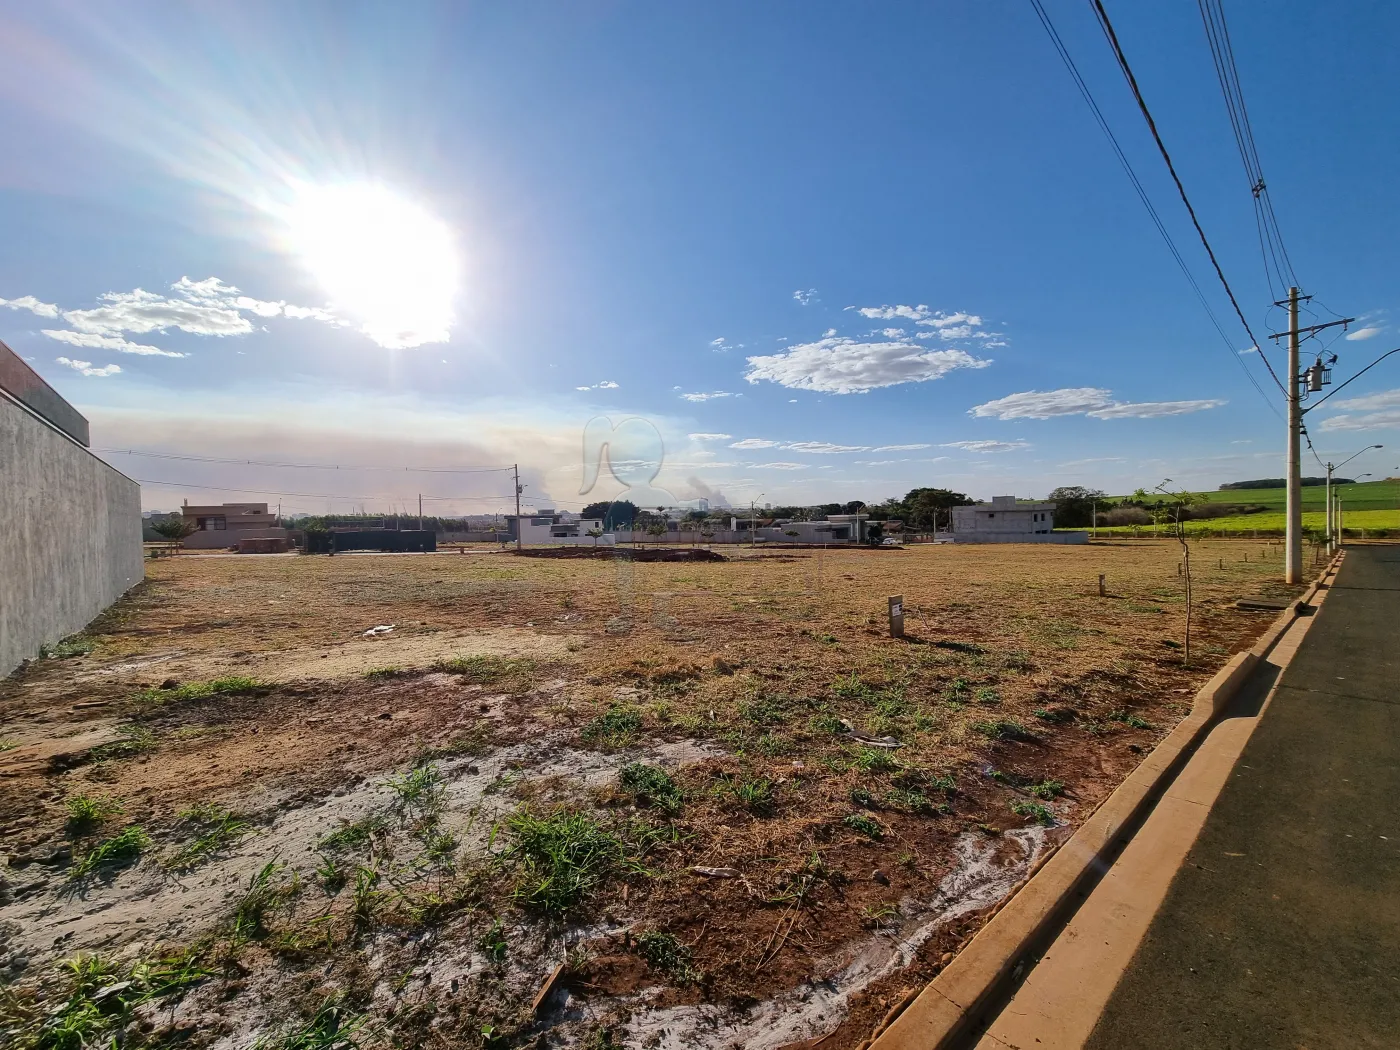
top-left (1089, 0), bottom-right (1288, 398)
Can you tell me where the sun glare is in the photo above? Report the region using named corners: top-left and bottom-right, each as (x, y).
top-left (286, 183), bottom-right (458, 350)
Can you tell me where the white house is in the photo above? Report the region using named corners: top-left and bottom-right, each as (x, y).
top-left (949, 496), bottom-right (1087, 544)
top-left (504, 510), bottom-right (613, 545)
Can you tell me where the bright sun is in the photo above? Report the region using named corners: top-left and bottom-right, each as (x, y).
top-left (286, 183), bottom-right (458, 350)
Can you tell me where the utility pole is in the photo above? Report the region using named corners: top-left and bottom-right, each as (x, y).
top-left (1285, 286), bottom-right (1303, 584)
top-left (418, 493), bottom-right (423, 532)
top-left (513, 465), bottom-right (522, 551)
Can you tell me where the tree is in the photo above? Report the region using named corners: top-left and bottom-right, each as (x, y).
top-left (902, 488), bottom-right (974, 531)
top-left (149, 516), bottom-right (197, 551)
top-left (1047, 486), bottom-right (1106, 529)
top-left (585, 527), bottom-right (603, 547)
top-left (581, 499), bottom-right (637, 531)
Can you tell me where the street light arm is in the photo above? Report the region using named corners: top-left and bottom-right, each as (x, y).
top-left (1302, 347), bottom-right (1400, 414)
top-left (1334, 444), bottom-right (1384, 472)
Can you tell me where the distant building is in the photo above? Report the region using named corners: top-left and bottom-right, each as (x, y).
top-left (753, 513), bottom-right (870, 544)
top-left (181, 502), bottom-right (290, 550)
top-left (949, 496), bottom-right (1086, 544)
top-left (504, 510), bottom-right (612, 545)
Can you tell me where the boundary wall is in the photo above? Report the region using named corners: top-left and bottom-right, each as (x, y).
top-left (1, 387), bottom-right (143, 674)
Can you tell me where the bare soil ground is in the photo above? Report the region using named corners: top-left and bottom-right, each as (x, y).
top-left (0, 540), bottom-right (1300, 1049)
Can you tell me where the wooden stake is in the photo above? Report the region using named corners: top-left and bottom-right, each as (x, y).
top-left (1097, 574), bottom-right (1105, 597)
top-left (888, 596), bottom-right (904, 638)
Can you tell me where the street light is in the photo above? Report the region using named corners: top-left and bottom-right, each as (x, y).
top-left (1325, 445), bottom-right (1382, 551)
top-left (750, 492), bottom-right (765, 549)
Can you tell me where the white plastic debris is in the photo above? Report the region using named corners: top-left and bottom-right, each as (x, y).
top-left (363, 625), bottom-right (396, 637)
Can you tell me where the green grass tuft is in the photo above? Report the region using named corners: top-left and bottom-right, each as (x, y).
top-left (70, 825), bottom-right (150, 879)
top-left (167, 804), bottom-right (253, 871)
top-left (317, 814), bottom-right (389, 853)
top-left (386, 763), bottom-right (446, 813)
top-left (40, 636), bottom-right (95, 660)
top-left (636, 929), bottom-right (701, 984)
top-left (1010, 799), bottom-right (1056, 826)
top-left (65, 793), bottom-right (123, 834)
top-left (581, 706), bottom-right (643, 749)
top-left (1028, 779), bottom-right (1065, 800)
top-left (134, 676), bottom-right (262, 707)
top-left (500, 808), bottom-right (658, 916)
top-left (253, 996), bottom-right (365, 1050)
top-left (973, 719), bottom-right (1035, 742)
top-left (432, 654), bottom-right (534, 683)
top-left (619, 763), bottom-right (683, 814)
top-left (843, 813), bottom-right (884, 840)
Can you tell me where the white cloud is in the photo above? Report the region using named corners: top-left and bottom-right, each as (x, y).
top-left (1057, 456), bottom-right (1125, 467)
top-left (1346, 326), bottom-right (1383, 341)
top-left (730, 438), bottom-right (780, 449)
top-left (745, 337), bottom-right (991, 394)
top-left (822, 328), bottom-right (837, 338)
top-left (872, 443), bottom-right (931, 452)
top-left (784, 441), bottom-right (870, 453)
top-left (710, 337), bottom-right (725, 346)
top-left (858, 304), bottom-right (931, 321)
top-left (34, 276), bottom-right (344, 358)
top-left (941, 440), bottom-right (1032, 453)
top-left (879, 327), bottom-right (906, 338)
top-left (575, 380), bottom-right (620, 391)
top-left (1328, 388), bottom-right (1400, 412)
top-left (793, 289), bottom-right (818, 306)
top-left (42, 330), bottom-right (186, 358)
top-left (1088, 399), bottom-right (1227, 419)
top-left (970, 387), bottom-right (1225, 420)
top-left (55, 356), bottom-right (122, 377)
top-left (1318, 410), bottom-right (1400, 432)
top-left (752, 462), bottom-right (807, 470)
top-left (688, 433), bottom-right (733, 441)
top-left (0, 295), bottom-right (60, 318)
top-left (679, 391), bottom-right (734, 402)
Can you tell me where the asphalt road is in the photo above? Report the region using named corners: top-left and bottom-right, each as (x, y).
top-left (1086, 545), bottom-right (1400, 1049)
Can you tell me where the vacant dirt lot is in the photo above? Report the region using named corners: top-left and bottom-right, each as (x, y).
top-left (0, 540), bottom-right (1299, 1049)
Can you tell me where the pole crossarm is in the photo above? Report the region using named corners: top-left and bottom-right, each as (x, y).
top-left (1268, 317), bottom-right (1355, 341)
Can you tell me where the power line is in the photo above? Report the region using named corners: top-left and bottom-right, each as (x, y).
top-left (99, 448), bottom-right (514, 474)
top-left (1027, 0), bottom-right (1279, 416)
top-left (1197, 0), bottom-right (1299, 299)
top-left (1089, 0), bottom-right (1288, 399)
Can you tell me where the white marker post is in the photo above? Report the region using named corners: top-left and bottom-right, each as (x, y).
top-left (888, 595), bottom-right (904, 638)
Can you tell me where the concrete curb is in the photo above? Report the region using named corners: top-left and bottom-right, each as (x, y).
top-left (867, 554), bottom-right (1344, 1050)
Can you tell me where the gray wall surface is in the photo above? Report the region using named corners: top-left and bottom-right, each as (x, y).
top-left (1, 397), bottom-right (144, 675)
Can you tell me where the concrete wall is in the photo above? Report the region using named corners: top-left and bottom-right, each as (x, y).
top-left (948, 530), bottom-right (1088, 545)
top-left (1, 397), bottom-right (144, 674)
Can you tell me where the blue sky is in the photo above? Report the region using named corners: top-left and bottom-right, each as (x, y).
top-left (1, 1), bottom-right (1397, 515)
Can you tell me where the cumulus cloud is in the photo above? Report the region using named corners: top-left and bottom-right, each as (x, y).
top-left (730, 438), bottom-right (780, 449)
top-left (745, 337), bottom-right (991, 394)
top-left (34, 276), bottom-right (342, 359)
top-left (0, 295), bottom-right (60, 318)
top-left (1318, 387), bottom-right (1400, 431)
top-left (941, 440), bottom-right (1031, 453)
top-left (857, 304), bottom-right (931, 321)
top-left (1328, 388), bottom-right (1400, 412)
top-left (688, 432), bottom-right (733, 441)
top-left (1318, 410), bottom-right (1400, 432)
top-left (679, 391), bottom-right (734, 402)
top-left (575, 380), bottom-right (620, 391)
top-left (42, 330), bottom-right (186, 358)
top-left (793, 288), bottom-right (818, 306)
top-left (55, 356), bottom-right (122, 377)
top-left (970, 387), bottom-right (1226, 420)
top-left (879, 327), bottom-right (906, 338)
